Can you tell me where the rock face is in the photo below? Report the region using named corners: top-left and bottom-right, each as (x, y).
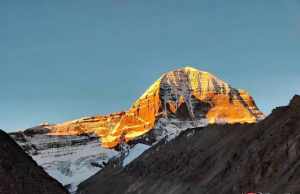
top-left (6, 66), bottom-right (266, 193)
top-left (10, 129), bottom-right (118, 193)
top-left (0, 129), bottom-right (68, 194)
top-left (78, 95), bottom-right (300, 194)
top-left (46, 67), bottom-right (264, 148)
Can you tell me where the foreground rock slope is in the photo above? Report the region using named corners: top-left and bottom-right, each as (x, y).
top-left (78, 95), bottom-right (300, 194)
top-left (0, 129), bottom-right (68, 194)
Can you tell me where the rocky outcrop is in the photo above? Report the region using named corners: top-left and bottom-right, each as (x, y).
top-left (0, 129), bottom-right (68, 194)
top-left (46, 67), bottom-right (263, 148)
top-left (78, 95), bottom-right (300, 194)
top-left (10, 130), bottom-right (118, 193)
top-left (47, 113), bottom-right (125, 137)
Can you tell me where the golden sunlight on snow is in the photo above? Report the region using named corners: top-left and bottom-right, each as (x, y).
top-left (48, 67), bottom-right (264, 148)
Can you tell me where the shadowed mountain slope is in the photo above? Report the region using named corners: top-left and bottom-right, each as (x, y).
top-left (78, 95), bottom-right (300, 194)
top-left (0, 129), bottom-right (68, 194)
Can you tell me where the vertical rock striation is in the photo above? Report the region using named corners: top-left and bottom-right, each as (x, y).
top-left (47, 66), bottom-right (264, 148)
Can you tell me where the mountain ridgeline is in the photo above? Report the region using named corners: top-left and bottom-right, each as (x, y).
top-left (0, 130), bottom-right (68, 194)
top-left (78, 95), bottom-right (300, 194)
top-left (35, 67), bottom-right (264, 148)
top-left (8, 66), bottom-right (266, 193)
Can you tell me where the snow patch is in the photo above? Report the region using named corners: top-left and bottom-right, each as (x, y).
top-left (154, 118), bottom-right (208, 141)
top-left (33, 140), bottom-right (118, 190)
top-left (16, 134), bottom-right (118, 193)
top-left (123, 144), bottom-right (150, 167)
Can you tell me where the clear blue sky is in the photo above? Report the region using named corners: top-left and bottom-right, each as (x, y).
top-left (1, 0), bottom-right (300, 131)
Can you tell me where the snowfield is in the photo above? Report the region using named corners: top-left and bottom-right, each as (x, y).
top-left (10, 133), bottom-right (118, 193)
top-left (123, 143), bottom-right (150, 167)
top-left (32, 139), bottom-right (118, 193)
top-left (11, 118), bottom-right (208, 193)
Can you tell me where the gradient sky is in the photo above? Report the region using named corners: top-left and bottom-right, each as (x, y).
top-left (1, 0), bottom-right (300, 131)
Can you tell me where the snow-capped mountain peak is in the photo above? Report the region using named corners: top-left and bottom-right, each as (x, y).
top-left (45, 66), bottom-right (263, 148)
top-left (10, 66), bottom-right (264, 193)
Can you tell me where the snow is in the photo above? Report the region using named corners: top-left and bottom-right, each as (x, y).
top-left (121, 119), bottom-right (207, 168)
top-left (155, 118), bottom-right (208, 142)
top-left (33, 139), bottom-right (118, 191)
top-left (14, 134), bottom-right (118, 193)
top-left (12, 116), bottom-right (208, 193)
top-left (123, 143), bottom-right (150, 167)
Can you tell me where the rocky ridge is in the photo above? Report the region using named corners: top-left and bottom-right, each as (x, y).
top-left (78, 95), bottom-right (300, 194)
top-left (0, 129), bottom-right (68, 194)
top-left (46, 66), bottom-right (264, 148)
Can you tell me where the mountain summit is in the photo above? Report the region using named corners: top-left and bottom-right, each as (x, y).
top-left (47, 66), bottom-right (264, 147)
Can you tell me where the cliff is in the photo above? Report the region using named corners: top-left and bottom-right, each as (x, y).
top-left (47, 66), bottom-right (264, 148)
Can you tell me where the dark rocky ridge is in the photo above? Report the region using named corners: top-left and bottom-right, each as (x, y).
top-left (0, 129), bottom-right (68, 194)
top-left (78, 95), bottom-right (300, 194)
